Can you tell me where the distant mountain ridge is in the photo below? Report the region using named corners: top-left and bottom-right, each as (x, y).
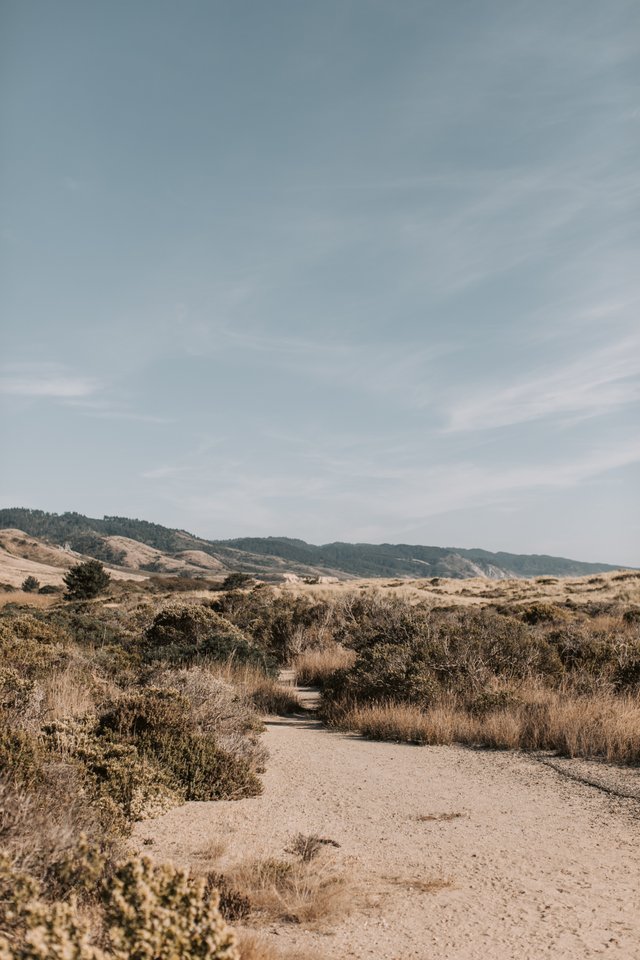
top-left (0, 508), bottom-right (628, 581)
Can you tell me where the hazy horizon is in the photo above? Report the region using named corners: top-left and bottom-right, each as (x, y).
top-left (2, 2), bottom-right (639, 567)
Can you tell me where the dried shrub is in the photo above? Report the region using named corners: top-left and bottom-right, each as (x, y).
top-left (202, 872), bottom-right (251, 922)
top-left (150, 668), bottom-right (266, 766)
top-left (0, 855), bottom-right (240, 960)
top-left (285, 834), bottom-right (340, 863)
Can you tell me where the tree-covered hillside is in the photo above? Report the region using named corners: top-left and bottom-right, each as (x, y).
top-left (0, 508), bottom-right (628, 580)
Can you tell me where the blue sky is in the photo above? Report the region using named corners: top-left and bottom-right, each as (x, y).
top-left (1, 0), bottom-right (639, 565)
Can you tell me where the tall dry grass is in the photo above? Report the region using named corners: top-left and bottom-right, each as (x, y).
top-left (211, 662), bottom-right (303, 715)
top-left (335, 689), bottom-right (640, 763)
top-left (224, 856), bottom-right (351, 927)
top-left (40, 665), bottom-right (111, 721)
top-left (292, 646), bottom-right (355, 687)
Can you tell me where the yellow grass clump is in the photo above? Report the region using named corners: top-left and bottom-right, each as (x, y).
top-left (224, 856), bottom-right (352, 927)
top-left (292, 646), bottom-right (355, 687)
top-left (337, 691), bottom-right (640, 764)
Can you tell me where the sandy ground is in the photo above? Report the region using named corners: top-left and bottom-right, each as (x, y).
top-left (133, 706), bottom-right (640, 960)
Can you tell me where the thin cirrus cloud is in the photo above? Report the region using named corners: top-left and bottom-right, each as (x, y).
top-left (0, 365), bottom-right (173, 424)
top-left (143, 433), bottom-right (640, 544)
top-left (0, 364), bottom-right (99, 399)
top-left (444, 335), bottom-right (640, 433)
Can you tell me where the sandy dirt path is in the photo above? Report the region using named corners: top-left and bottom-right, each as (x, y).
top-left (133, 712), bottom-right (640, 960)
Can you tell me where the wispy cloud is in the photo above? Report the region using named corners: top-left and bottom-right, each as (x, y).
top-left (444, 334), bottom-right (640, 432)
top-left (139, 427), bottom-right (640, 543)
top-left (0, 363), bottom-right (99, 398)
top-left (141, 465), bottom-right (190, 480)
top-left (64, 397), bottom-right (175, 424)
top-left (0, 363), bottom-right (173, 423)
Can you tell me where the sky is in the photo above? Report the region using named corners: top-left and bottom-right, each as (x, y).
top-left (1, 1), bottom-right (639, 565)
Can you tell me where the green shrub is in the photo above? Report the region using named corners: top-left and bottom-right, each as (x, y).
top-left (0, 726), bottom-right (45, 789)
top-left (321, 607), bottom-right (564, 717)
top-left (144, 602), bottom-right (271, 669)
top-left (98, 688), bottom-right (192, 742)
top-left (220, 573), bottom-right (254, 591)
top-left (0, 615), bottom-right (70, 679)
top-left (97, 689), bottom-right (262, 802)
top-left (150, 731), bottom-right (262, 801)
top-left (212, 588), bottom-right (332, 662)
top-left (0, 670), bottom-right (35, 714)
top-left (513, 602), bottom-right (569, 625)
top-left (43, 716), bottom-right (181, 826)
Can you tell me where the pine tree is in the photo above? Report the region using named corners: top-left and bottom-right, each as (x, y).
top-left (63, 560), bottom-right (111, 600)
top-left (21, 575), bottom-right (40, 593)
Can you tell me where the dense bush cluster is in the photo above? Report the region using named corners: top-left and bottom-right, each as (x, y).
top-left (310, 595), bottom-right (640, 760)
top-left (0, 596), bottom-right (271, 957)
top-left (144, 602), bottom-right (272, 671)
top-left (0, 854), bottom-right (239, 959)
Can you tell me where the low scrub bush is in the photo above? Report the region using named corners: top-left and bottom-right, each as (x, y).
top-left (98, 689), bottom-right (262, 802)
top-left (0, 854), bottom-right (240, 960)
top-left (43, 716), bottom-right (180, 825)
top-left (212, 589), bottom-right (334, 662)
top-left (145, 602), bottom-right (272, 670)
top-left (0, 615), bottom-right (71, 679)
top-left (246, 677), bottom-right (302, 716)
top-left (0, 727), bottom-right (45, 789)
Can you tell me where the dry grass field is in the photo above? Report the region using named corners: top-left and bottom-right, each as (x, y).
top-left (279, 567), bottom-right (640, 608)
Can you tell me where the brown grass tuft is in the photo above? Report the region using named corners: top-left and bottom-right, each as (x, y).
top-left (236, 931), bottom-right (325, 960)
top-left (224, 855), bottom-right (351, 927)
top-left (337, 702), bottom-right (470, 745)
top-left (338, 691), bottom-right (640, 764)
top-left (386, 874), bottom-right (454, 894)
top-left (292, 646), bottom-right (355, 687)
top-left (416, 812), bottom-right (465, 822)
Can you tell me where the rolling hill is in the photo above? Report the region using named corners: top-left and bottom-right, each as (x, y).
top-left (0, 508), bottom-right (629, 584)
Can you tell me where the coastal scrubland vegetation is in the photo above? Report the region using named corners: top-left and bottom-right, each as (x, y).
top-left (1, 568), bottom-right (639, 956)
top-left (0, 585), bottom-right (303, 957)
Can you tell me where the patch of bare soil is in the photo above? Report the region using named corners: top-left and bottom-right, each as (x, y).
top-left (133, 708), bottom-right (640, 959)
